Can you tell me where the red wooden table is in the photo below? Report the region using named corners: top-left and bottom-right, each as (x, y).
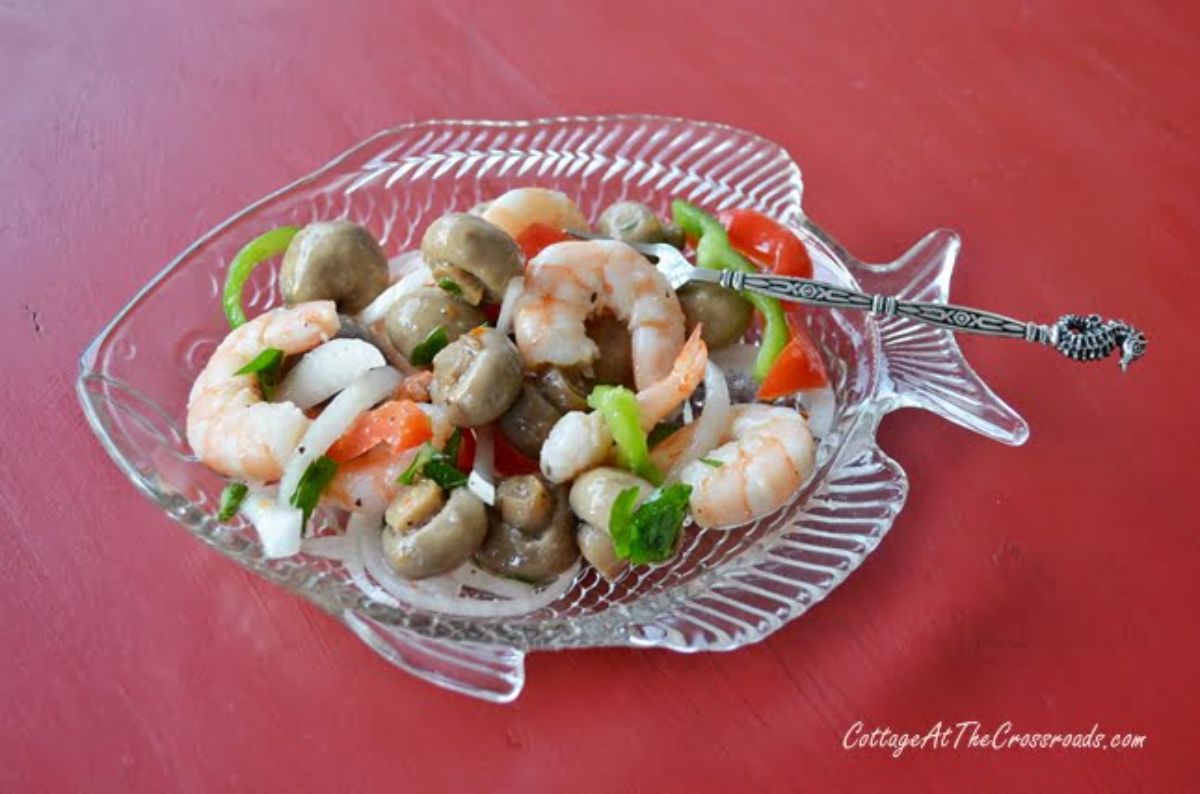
top-left (4, 1), bottom-right (1196, 790)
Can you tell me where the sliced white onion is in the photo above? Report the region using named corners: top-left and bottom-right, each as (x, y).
top-left (342, 513), bottom-right (401, 608)
top-left (275, 339), bottom-right (386, 410)
top-left (467, 425), bottom-right (496, 506)
top-left (354, 519), bottom-right (580, 618)
top-left (797, 384), bottom-right (836, 439)
top-left (709, 343), bottom-right (760, 403)
top-left (358, 263), bottom-right (433, 326)
top-left (388, 249), bottom-right (424, 280)
top-left (299, 534), bottom-right (354, 560)
top-left (671, 362), bottom-right (731, 477)
top-left (448, 563), bottom-right (545, 599)
top-left (494, 276), bottom-right (525, 337)
top-left (240, 487), bottom-right (303, 558)
top-left (278, 366), bottom-right (403, 506)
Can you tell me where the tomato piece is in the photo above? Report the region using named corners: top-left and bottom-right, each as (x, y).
top-left (493, 431), bottom-right (540, 477)
top-left (516, 223), bottom-right (570, 260)
top-left (757, 321), bottom-right (829, 401)
top-left (326, 400), bottom-right (432, 463)
top-left (721, 209), bottom-right (814, 279)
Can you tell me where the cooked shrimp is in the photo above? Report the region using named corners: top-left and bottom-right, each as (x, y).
top-left (632, 325), bottom-right (707, 426)
top-left (186, 301), bottom-right (338, 481)
top-left (677, 405), bottom-right (816, 529)
top-left (480, 187), bottom-right (588, 238)
top-left (395, 369), bottom-right (434, 403)
top-left (540, 328), bottom-right (707, 483)
top-left (323, 403), bottom-right (454, 513)
top-left (515, 240), bottom-right (685, 390)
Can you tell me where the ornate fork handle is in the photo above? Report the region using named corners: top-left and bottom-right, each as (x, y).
top-left (718, 271), bottom-right (1148, 371)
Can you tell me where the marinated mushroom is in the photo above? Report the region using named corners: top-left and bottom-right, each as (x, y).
top-left (536, 367), bottom-right (590, 414)
top-left (577, 522), bottom-right (626, 581)
top-left (596, 201), bottom-right (666, 245)
top-left (568, 467), bottom-right (656, 530)
top-left (421, 213), bottom-right (524, 305)
top-left (384, 480), bottom-right (445, 533)
top-left (662, 222), bottom-right (687, 250)
top-left (475, 478), bottom-right (578, 583)
top-left (382, 486), bottom-right (488, 579)
top-left (495, 474), bottom-right (556, 532)
top-left (677, 282), bottom-right (753, 348)
top-left (431, 327), bottom-right (524, 426)
top-left (498, 383), bottom-right (563, 460)
top-left (585, 315), bottom-right (635, 388)
top-left (280, 221), bottom-right (389, 314)
top-left (384, 287), bottom-right (486, 362)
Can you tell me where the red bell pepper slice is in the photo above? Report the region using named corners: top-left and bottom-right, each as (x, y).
top-left (721, 209), bottom-right (814, 279)
top-left (455, 427), bottom-right (477, 472)
top-left (493, 431), bottom-right (541, 477)
top-left (757, 319), bottom-right (829, 401)
top-left (516, 223), bottom-right (570, 261)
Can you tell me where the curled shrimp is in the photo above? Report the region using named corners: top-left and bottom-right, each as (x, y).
top-left (480, 187), bottom-right (588, 238)
top-left (672, 405), bottom-right (816, 529)
top-left (540, 327), bottom-right (707, 483)
top-left (515, 239), bottom-right (686, 391)
top-left (186, 301), bottom-right (338, 481)
top-left (323, 404), bottom-right (454, 513)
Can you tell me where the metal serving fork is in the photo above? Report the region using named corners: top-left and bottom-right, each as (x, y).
top-left (567, 231), bottom-right (1147, 371)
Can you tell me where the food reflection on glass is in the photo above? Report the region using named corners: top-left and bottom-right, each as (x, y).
top-left (187, 187), bottom-right (834, 610)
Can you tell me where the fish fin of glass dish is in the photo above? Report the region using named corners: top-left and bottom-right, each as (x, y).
top-left (342, 610), bottom-right (525, 702)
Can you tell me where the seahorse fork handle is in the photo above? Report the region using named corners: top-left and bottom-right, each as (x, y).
top-left (717, 271), bottom-right (1148, 372)
top-left (565, 230), bottom-right (1148, 372)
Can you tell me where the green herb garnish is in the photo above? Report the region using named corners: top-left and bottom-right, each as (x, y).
top-left (234, 347), bottom-right (285, 400)
top-left (222, 226), bottom-right (301, 328)
top-left (699, 457), bottom-right (723, 468)
top-left (396, 429), bottom-right (467, 490)
top-left (443, 428), bottom-right (462, 463)
top-left (608, 483), bottom-right (693, 564)
top-left (423, 456), bottom-right (468, 491)
top-left (217, 482), bottom-right (249, 521)
top-left (289, 456), bottom-right (338, 531)
top-left (437, 277), bottom-right (463, 296)
top-left (397, 445), bottom-right (435, 485)
top-left (409, 326), bottom-right (449, 366)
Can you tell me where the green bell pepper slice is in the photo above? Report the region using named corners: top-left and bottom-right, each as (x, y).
top-left (671, 200), bottom-right (789, 381)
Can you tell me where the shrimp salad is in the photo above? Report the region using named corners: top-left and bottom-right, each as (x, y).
top-left (189, 189), bottom-right (833, 604)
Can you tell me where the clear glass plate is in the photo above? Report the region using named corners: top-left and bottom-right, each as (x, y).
top-left (77, 115), bottom-right (1028, 702)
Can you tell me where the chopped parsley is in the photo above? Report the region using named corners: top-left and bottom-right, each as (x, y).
top-left (409, 326), bottom-right (449, 366)
top-left (289, 455), bottom-right (338, 532)
top-left (234, 347), bottom-right (284, 400)
top-left (396, 429), bottom-right (467, 491)
top-left (608, 483), bottom-right (692, 564)
top-left (217, 482), bottom-right (249, 521)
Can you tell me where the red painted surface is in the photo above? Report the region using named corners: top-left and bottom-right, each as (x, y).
top-left (3, 1), bottom-right (1197, 790)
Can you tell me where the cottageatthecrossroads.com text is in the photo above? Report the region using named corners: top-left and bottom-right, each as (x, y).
top-left (843, 720), bottom-right (1146, 758)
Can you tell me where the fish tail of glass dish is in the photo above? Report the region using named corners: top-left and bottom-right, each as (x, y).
top-left (342, 611), bottom-right (526, 702)
top-left (852, 227), bottom-right (1030, 446)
